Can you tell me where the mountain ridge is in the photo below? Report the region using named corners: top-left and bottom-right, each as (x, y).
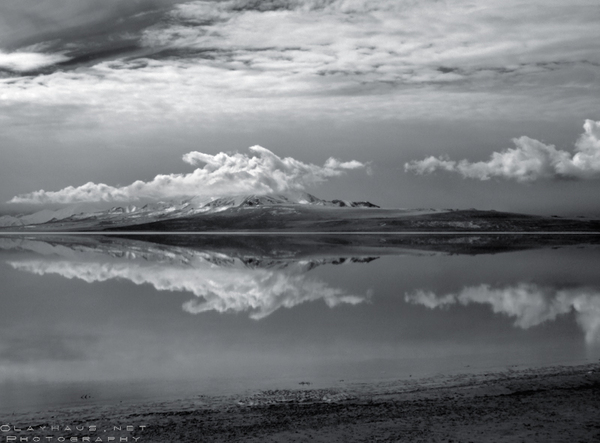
top-left (1, 191), bottom-right (599, 233)
top-left (0, 192), bottom-right (380, 231)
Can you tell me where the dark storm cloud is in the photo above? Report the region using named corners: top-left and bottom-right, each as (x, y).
top-left (0, 0), bottom-right (183, 49)
top-left (226, 0), bottom-right (337, 12)
top-left (0, 0), bottom-right (187, 75)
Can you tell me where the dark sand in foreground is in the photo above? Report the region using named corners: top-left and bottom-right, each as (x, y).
top-left (2, 363), bottom-right (599, 442)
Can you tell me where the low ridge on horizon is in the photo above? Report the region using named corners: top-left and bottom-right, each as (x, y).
top-left (0, 188), bottom-right (598, 233)
top-left (0, 191), bottom-right (381, 230)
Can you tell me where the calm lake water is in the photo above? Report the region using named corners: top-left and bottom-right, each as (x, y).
top-left (1, 234), bottom-right (599, 413)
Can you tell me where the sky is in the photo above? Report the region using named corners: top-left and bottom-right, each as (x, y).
top-left (1, 0), bottom-right (600, 216)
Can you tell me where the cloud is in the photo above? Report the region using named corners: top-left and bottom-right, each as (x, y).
top-left (405, 119), bottom-right (600, 182)
top-left (8, 145), bottom-right (366, 205)
top-left (1, 0), bottom-right (599, 125)
top-left (0, 50), bottom-right (69, 72)
top-left (0, 0), bottom-right (182, 48)
top-left (8, 253), bottom-right (369, 320)
top-left (139, 0), bottom-right (600, 96)
top-left (405, 283), bottom-right (600, 345)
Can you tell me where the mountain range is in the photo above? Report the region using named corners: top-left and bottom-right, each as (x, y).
top-left (0, 191), bottom-right (598, 232)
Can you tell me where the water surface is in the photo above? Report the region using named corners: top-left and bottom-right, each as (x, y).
top-left (1, 234), bottom-right (599, 413)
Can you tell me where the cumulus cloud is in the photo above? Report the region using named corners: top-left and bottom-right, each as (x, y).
top-left (405, 283), bottom-right (600, 345)
top-left (405, 119), bottom-right (600, 182)
top-left (8, 253), bottom-right (369, 320)
top-left (8, 145), bottom-right (366, 205)
top-left (0, 50), bottom-right (69, 72)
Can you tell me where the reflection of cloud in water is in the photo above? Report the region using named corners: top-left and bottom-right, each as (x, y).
top-left (405, 283), bottom-right (600, 344)
top-left (9, 258), bottom-right (369, 320)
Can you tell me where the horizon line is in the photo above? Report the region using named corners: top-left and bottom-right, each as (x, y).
top-left (1, 231), bottom-right (600, 236)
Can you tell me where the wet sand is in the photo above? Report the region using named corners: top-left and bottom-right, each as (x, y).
top-left (2, 363), bottom-right (599, 442)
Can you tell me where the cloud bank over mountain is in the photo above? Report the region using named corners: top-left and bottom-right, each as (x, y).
top-left (8, 146), bottom-right (366, 205)
top-left (405, 119), bottom-right (600, 183)
top-left (405, 283), bottom-right (600, 344)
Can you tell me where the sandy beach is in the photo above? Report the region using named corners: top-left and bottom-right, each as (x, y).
top-left (2, 363), bottom-right (599, 443)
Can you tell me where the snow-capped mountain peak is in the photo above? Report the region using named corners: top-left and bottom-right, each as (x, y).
top-left (0, 192), bottom-right (379, 229)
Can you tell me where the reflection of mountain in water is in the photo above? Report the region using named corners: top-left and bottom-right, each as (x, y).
top-left (4, 234), bottom-right (600, 330)
top-left (405, 284), bottom-right (600, 344)
top-left (1, 236), bottom-right (373, 320)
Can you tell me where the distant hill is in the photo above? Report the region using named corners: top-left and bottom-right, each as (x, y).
top-left (0, 192), bottom-right (598, 232)
top-left (106, 207), bottom-right (600, 233)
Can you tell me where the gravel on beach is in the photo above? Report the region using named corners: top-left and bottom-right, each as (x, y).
top-left (2, 363), bottom-right (599, 443)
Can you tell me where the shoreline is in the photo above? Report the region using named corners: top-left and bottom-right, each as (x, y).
top-left (3, 362), bottom-right (599, 442)
top-left (2, 231), bottom-right (600, 235)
